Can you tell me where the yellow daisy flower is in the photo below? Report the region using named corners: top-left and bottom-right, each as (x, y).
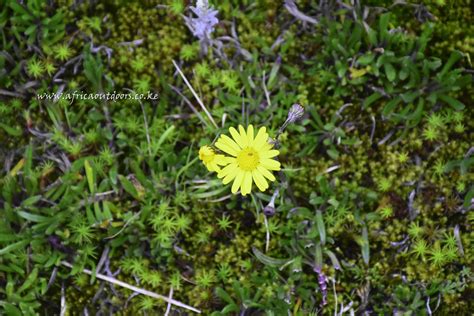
top-left (216, 125), bottom-right (281, 195)
top-left (199, 145), bottom-right (228, 172)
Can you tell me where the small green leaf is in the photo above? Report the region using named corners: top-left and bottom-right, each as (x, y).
top-left (335, 60), bottom-right (347, 78)
top-left (3, 303), bottom-right (22, 316)
top-left (439, 95), bottom-right (465, 110)
top-left (400, 91), bottom-right (420, 103)
top-left (25, 24), bottom-right (37, 36)
top-left (314, 242), bottom-right (323, 270)
top-left (384, 63), bottom-right (396, 82)
top-left (118, 175), bottom-right (139, 200)
top-left (0, 240), bottom-right (29, 255)
top-left (406, 98), bottom-right (425, 126)
top-left (327, 148), bottom-right (339, 159)
top-left (17, 211), bottom-right (49, 222)
top-left (363, 92), bottom-right (383, 108)
top-left (0, 123), bottom-right (22, 136)
top-left (18, 268), bottom-right (38, 293)
top-left (324, 250), bottom-right (341, 270)
top-left (379, 13), bottom-right (390, 42)
top-left (367, 27), bottom-right (378, 46)
top-left (215, 287), bottom-right (236, 305)
top-left (0, 234), bottom-right (18, 242)
top-left (399, 69), bottom-right (409, 80)
top-left (361, 225), bottom-right (370, 265)
top-left (464, 186), bottom-right (474, 208)
top-left (84, 159), bottom-right (95, 194)
top-left (21, 195), bottom-right (42, 207)
top-left (252, 247), bottom-right (290, 267)
top-left (159, 125), bottom-right (175, 146)
top-left (358, 54), bottom-right (375, 66)
top-left (316, 210), bottom-right (326, 245)
top-left (383, 97), bottom-right (402, 117)
top-left (267, 59), bottom-right (281, 90)
top-left (221, 304), bottom-right (239, 314)
top-left (439, 50), bottom-right (463, 79)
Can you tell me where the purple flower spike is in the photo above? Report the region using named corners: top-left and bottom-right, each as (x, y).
top-left (186, 0), bottom-right (219, 41)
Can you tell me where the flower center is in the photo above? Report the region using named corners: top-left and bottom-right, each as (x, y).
top-left (237, 147), bottom-right (260, 171)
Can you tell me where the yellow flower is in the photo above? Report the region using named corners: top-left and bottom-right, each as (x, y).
top-left (199, 145), bottom-right (227, 172)
top-left (216, 125), bottom-right (280, 196)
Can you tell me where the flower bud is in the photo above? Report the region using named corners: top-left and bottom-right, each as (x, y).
top-left (264, 188), bottom-right (279, 217)
top-left (287, 103), bottom-right (304, 124)
top-left (263, 204), bottom-right (276, 217)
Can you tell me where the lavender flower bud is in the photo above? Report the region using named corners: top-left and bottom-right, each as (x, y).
top-left (263, 204), bottom-right (276, 217)
top-left (287, 103), bottom-right (304, 124)
top-left (264, 189), bottom-right (279, 217)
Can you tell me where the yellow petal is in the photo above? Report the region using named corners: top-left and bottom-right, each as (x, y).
top-left (253, 127), bottom-right (268, 148)
top-left (222, 168), bottom-right (238, 184)
top-left (215, 139), bottom-right (238, 156)
top-left (221, 165), bottom-right (239, 184)
top-left (241, 171), bottom-right (252, 195)
top-left (246, 125), bottom-right (254, 144)
top-left (218, 163), bottom-right (238, 179)
top-left (238, 125), bottom-right (248, 147)
top-left (260, 158), bottom-right (281, 171)
top-left (261, 142), bottom-right (273, 151)
top-left (231, 171), bottom-right (244, 194)
top-left (214, 155), bottom-right (233, 166)
top-left (252, 170), bottom-right (268, 191)
top-left (220, 135), bottom-right (241, 153)
top-left (257, 166), bottom-right (276, 182)
top-left (229, 127), bottom-right (244, 148)
top-left (260, 149), bottom-right (279, 159)
top-left (207, 162), bottom-right (217, 172)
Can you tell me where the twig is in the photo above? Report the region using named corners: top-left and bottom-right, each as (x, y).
top-left (169, 85), bottom-right (210, 129)
top-left (284, 0), bottom-right (319, 24)
top-left (210, 194), bottom-right (233, 203)
top-left (104, 211), bottom-right (141, 240)
top-left (47, 267), bottom-right (58, 291)
top-left (0, 89), bottom-right (25, 98)
top-left (164, 287), bottom-right (174, 316)
top-left (102, 103), bottom-right (115, 149)
top-left (264, 215), bottom-right (270, 253)
top-left (325, 165), bottom-right (340, 174)
top-left (60, 282), bottom-right (66, 316)
top-left (377, 130), bottom-right (394, 145)
top-left (426, 296), bottom-right (432, 316)
top-left (370, 116), bottom-right (376, 144)
top-left (95, 246), bottom-right (110, 276)
top-left (78, 190), bottom-right (116, 207)
top-left (454, 225), bottom-right (465, 256)
top-left (61, 261), bottom-right (201, 314)
top-left (172, 60), bottom-right (217, 129)
top-left (262, 70), bottom-right (272, 108)
top-left (331, 277), bottom-right (337, 316)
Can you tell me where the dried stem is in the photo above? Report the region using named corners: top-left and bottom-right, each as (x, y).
top-left (172, 59), bottom-right (218, 129)
top-left (61, 261), bottom-right (201, 314)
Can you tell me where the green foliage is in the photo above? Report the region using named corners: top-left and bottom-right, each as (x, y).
top-left (308, 14), bottom-right (469, 130)
top-left (0, 0), bottom-right (472, 315)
